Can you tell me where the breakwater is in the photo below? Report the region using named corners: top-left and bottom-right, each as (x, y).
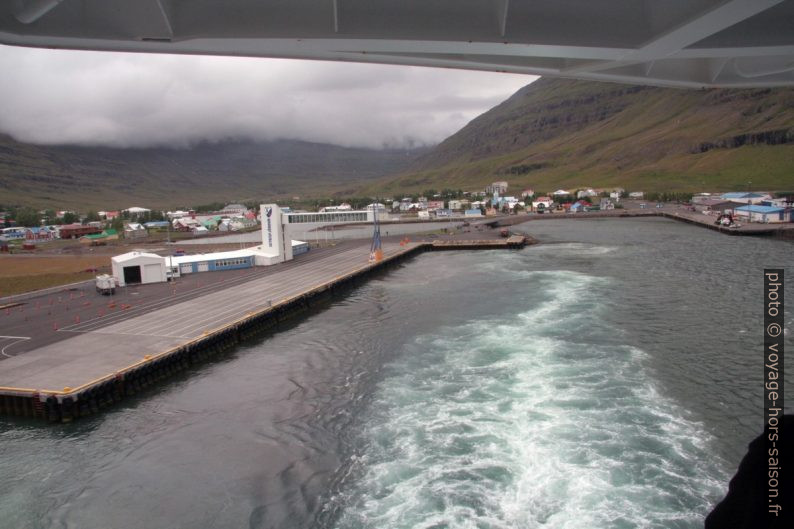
top-left (489, 209), bottom-right (794, 237)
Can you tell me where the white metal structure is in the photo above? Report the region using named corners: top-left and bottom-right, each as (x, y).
top-left (1, 1), bottom-right (792, 88)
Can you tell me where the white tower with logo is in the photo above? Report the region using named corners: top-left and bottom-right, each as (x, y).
top-left (259, 204), bottom-right (293, 263)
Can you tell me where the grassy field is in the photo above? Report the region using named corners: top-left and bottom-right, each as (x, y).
top-left (0, 255), bottom-right (112, 298)
top-left (0, 227), bottom-right (271, 297)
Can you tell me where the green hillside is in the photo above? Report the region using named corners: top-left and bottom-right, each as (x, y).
top-left (3, 77), bottom-right (792, 210)
top-left (370, 78), bottom-right (794, 195)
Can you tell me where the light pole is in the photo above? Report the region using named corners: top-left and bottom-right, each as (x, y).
top-left (746, 181), bottom-right (752, 223)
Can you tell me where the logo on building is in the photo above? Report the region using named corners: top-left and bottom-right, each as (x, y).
top-left (263, 207), bottom-right (274, 247)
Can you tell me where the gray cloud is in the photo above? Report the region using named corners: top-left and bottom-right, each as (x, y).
top-left (0, 45), bottom-right (534, 149)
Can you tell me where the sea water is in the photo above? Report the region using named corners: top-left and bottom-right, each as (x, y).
top-left (0, 217), bottom-right (790, 529)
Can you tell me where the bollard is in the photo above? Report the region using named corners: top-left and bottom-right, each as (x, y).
top-left (53, 322), bottom-right (58, 330)
top-left (75, 315), bottom-right (80, 324)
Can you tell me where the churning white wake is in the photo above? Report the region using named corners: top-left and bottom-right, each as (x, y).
top-left (332, 268), bottom-right (727, 529)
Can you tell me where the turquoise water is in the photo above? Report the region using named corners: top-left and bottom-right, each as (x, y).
top-left (0, 217), bottom-right (790, 528)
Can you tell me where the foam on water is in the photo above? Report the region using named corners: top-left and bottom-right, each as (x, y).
top-left (528, 242), bottom-right (619, 255)
top-left (330, 270), bottom-right (727, 529)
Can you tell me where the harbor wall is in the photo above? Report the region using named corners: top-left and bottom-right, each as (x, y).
top-left (1, 241), bottom-right (526, 423)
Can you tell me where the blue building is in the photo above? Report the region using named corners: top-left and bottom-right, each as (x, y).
top-left (292, 240), bottom-right (310, 256)
top-left (734, 205), bottom-right (791, 223)
top-left (170, 251), bottom-right (255, 275)
top-left (720, 192), bottom-right (769, 204)
top-left (167, 240), bottom-right (310, 277)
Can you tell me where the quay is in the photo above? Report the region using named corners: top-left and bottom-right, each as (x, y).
top-left (0, 235), bottom-right (528, 422)
top-left (486, 209), bottom-right (794, 238)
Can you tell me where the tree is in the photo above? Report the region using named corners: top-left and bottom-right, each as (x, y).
top-left (42, 209), bottom-right (60, 225)
top-left (62, 212), bottom-right (78, 224)
top-left (85, 211), bottom-right (100, 222)
top-left (195, 202), bottom-right (225, 213)
top-left (111, 217), bottom-right (124, 232)
top-left (14, 207), bottom-right (40, 227)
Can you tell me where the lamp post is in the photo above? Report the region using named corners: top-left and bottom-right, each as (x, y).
top-left (746, 181), bottom-right (752, 223)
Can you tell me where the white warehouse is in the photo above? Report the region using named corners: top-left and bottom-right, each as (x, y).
top-left (111, 251), bottom-right (167, 287)
top-left (107, 204), bottom-right (348, 287)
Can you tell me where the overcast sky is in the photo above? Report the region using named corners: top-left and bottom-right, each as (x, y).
top-left (0, 45), bottom-right (534, 150)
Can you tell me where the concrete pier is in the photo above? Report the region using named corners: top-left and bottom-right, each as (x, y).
top-left (0, 236), bottom-right (527, 422)
top-left (488, 209), bottom-right (794, 237)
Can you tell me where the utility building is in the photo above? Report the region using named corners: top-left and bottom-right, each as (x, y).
top-left (111, 252), bottom-right (167, 287)
top-left (108, 203), bottom-right (340, 286)
top-left (168, 250), bottom-right (255, 276)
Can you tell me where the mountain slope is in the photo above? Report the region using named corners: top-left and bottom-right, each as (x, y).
top-left (374, 77), bottom-right (794, 194)
top-left (0, 136), bottom-right (420, 209)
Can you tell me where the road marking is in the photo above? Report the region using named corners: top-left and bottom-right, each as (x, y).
top-left (1, 336), bottom-right (31, 358)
